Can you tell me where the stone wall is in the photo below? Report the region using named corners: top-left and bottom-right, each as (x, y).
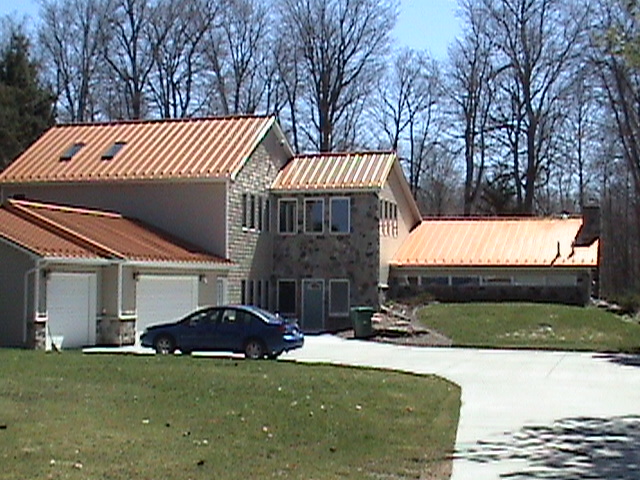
top-left (97, 317), bottom-right (136, 346)
top-left (272, 192), bottom-right (380, 331)
top-left (227, 143), bottom-right (281, 305)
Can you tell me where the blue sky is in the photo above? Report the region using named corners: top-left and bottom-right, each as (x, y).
top-left (0, 0), bottom-right (461, 60)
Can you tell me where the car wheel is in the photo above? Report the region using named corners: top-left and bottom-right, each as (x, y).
top-left (154, 335), bottom-right (176, 355)
top-left (244, 339), bottom-right (265, 359)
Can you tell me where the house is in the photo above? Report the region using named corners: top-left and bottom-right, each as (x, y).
top-left (0, 114), bottom-right (600, 349)
top-left (0, 199), bottom-right (230, 349)
top-left (270, 152), bottom-right (422, 331)
top-left (388, 215), bottom-right (599, 305)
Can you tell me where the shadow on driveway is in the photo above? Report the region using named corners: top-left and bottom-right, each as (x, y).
top-left (456, 415), bottom-right (640, 479)
top-left (593, 353), bottom-right (640, 368)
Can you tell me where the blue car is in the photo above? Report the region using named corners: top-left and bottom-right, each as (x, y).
top-left (140, 305), bottom-right (304, 359)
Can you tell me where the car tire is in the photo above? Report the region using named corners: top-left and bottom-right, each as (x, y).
top-left (154, 335), bottom-right (176, 355)
top-left (244, 339), bottom-right (266, 360)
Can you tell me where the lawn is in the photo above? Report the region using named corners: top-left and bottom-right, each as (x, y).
top-left (418, 302), bottom-right (640, 352)
top-left (0, 351), bottom-right (460, 480)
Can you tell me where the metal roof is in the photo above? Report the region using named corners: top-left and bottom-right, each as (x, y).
top-left (0, 208), bottom-right (100, 259)
top-left (0, 116), bottom-right (281, 184)
top-left (391, 217), bottom-right (599, 268)
top-left (2, 200), bottom-right (231, 265)
top-left (271, 151), bottom-right (396, 191)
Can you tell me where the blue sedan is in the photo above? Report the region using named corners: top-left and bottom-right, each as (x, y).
top-left (140, 305), bottom-right (304, 359)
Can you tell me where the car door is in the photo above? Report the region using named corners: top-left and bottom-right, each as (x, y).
top-left (178, 308), bottom-right (219, 351)
top-left (214, 308), bottom-right (247, 351)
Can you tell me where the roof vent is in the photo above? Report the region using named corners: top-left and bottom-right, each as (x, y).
top-left (102, 142), bottom-right (126, 160)
top-left (60, 142), bottom-right (85, 161)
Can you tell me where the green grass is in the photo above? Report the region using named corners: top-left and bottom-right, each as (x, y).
top-left (419, 302), bottom-right (640, 352)
top-left (0, 351), bottom-right (460, 480)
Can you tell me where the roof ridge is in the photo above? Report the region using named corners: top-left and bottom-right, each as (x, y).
top-left (54, 114), bottom-right (275, 129)
top-left (295, 150), bottom-right (395, 159)
top-left (5, 201), bottom-right (124, 259)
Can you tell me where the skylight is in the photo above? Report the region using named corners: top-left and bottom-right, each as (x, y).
top-left (60, 142), bottom-right (85, 161)
top-left (101, 142), bottom-right (126, 160)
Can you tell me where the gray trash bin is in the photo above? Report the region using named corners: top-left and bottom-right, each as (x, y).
top-left (350, 306), bottom-right (375, 338)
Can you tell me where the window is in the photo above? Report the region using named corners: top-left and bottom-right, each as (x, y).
top-left (330, 197), bottom-right (350, 233)
top-left (242, 194), bottom-right (248, 228)
top-left (258, 197), bottom-right (263, 231)
top-left (216, 278), bottom-right (227, 305)
top-left (277, 280), bottom-right (296, 315)
top-left (422, 276), bottom-right (449, 286)
top-left (101, 142), bottom-right (126, 160)
top-left (304, 198), bottom-right (324, 234)
top-left (278, 199), bottom-right (297, 234)
top-left (329, 280), bottom-right (350, 316)
top-left (60, 142), bottom-right (85, 161)
top-left (241, 279), bottom-right (247, 304)
top-left (264, 199), bottom-right (270, 232)
top-left (250, 194), bottom-right (256, 229)
top-left (255, 280), bottom-right (262, 308)
top-left (248, 280), bottom-right (254, 304)
top-left (451, 276), bottom-right (480, 286)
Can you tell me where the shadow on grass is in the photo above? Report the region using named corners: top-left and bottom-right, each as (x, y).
top-left (457, 416), bottom-right (640, 479)
top-left (593, 353), bottom-right (640, 368)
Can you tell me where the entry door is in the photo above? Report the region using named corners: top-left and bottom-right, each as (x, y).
top-left (302, 279), bottom-right (324, 332)
top-left (47, 272), bottom-right (97, 348)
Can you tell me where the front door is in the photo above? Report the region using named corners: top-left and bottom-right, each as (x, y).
top-left (302, 279), bottom-right (324, 332)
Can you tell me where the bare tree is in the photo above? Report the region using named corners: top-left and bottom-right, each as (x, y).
top-left (38, 0), bottom-right (111, 122)
top-left (278, 0), bottom-right (398, 152)
top-left (102, 0), bottom-right (158, 119)
top-left (146, 0), bottom-right (219, 118)
top-left (203, 0), bottom-right (272, 115)
top-left (480, 0), bottom-right (589, 213)
top-left (448, 0), bottom-right (496, 214)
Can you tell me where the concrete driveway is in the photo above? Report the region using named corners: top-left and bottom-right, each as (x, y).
top-left (285, 335), bottom-right (640, 480)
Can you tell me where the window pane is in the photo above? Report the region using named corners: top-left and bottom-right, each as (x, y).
top-left (250, 195), bottom-right (256, 229)
top-left (242, 194), bottom-right (247, 228)
top-left (330, 198), bottom-right (350, 233)
top-left (278, 280), bottom-right (296, 314)
top-left (330, 280), bottom-right (349, 315)
top-left (305, 199), bottom-right (324, 233)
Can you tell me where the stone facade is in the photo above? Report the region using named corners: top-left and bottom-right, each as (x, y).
top-left (97, 317), bottom-right (136, 346)
top-left (272, 192), bottom-right (380, 331)
top-left (227, 143), bottom-right (281, 306)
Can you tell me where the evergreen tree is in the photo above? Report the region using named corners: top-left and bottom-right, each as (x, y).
top-left (0, 29), bottom-right (55, 170)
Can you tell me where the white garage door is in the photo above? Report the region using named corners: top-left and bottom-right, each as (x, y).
top-left (47, 273), bottom-right (97, 348)
top-left (136, 275), bottom-right (199, 335)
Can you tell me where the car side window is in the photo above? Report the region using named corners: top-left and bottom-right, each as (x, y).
top-left (188, 310), bottom-right (217, 327)
top-left (220, 309), bottom-right (237, 324)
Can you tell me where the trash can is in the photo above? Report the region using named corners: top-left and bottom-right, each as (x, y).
top-left (350, 306), bottom-right (375, 338)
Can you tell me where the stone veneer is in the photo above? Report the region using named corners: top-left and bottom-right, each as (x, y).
top-left (272, 192), bottom-right (380, 331)
top-left (226, 143), bottom-right (281, 305)
top-left (97, 317), bottom-right (136, 346)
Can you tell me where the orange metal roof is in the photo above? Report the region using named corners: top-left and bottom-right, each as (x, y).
top-left (0, 116), bottom-right (278, 184)
top-left (391, 217), bottom-right (599, 268)
top-left (0, 209), bottom-right (100, 259)
top-left (271, 151), bottom-right (396, 191)
top-left (2, 200), bottom-right (230, 265)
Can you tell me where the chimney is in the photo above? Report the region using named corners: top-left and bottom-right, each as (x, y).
top-left (574, 202), bottom-right (600, 247)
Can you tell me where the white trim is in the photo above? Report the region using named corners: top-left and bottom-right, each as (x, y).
top-left (278, 198), bottom-right (298, 235)
top-left (303, 198), bottom-right (325, 235)
top-left (329, 279), bottom-right (350, 316)
top-left (277, 279), bottom-right (297, 315)
top-left (330, 197), bottom-right (351, 234)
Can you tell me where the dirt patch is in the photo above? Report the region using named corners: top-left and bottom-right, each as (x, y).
top-left (336, 304), bottom-right (453, 347)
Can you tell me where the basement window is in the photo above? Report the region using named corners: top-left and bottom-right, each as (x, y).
top-left (60, 142), bottom-right (85, 161)
top-left (102, 142), bottom-right (126, 160)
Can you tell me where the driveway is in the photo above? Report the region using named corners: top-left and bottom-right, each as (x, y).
top-left (285, 335), bottom-right (640, 480)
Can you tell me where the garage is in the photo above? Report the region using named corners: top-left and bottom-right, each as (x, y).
top-left (135, 275), bottom-right (199, 336)
top-left (47, 272), bottom-right (97, 348)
